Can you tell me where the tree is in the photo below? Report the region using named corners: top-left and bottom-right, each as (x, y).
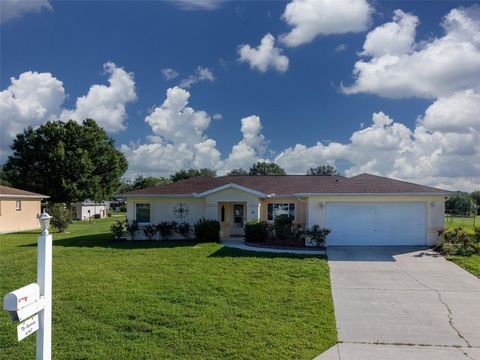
top-left (306, 165), bottom-right (339, 176)
top-left (47, 203), bottom-right (74, 232)
top-left (446, 194), bottom-right (477, 215)
top-left (248, 162), bottom-right (286, 176)
top-left (131, 176), bottom-right (171, 190)
top-left (170, 168), bottom-right (216, 182)
top-left (0, 165), bottom-right (10, 186)
top-left (227, 168), bottom-right (248, 176)
top-left (2, 119), bottom-right (127, 204)
top-left (470, 191), bottom-right (480, 214)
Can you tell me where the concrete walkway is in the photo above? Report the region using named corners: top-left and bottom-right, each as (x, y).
top-left (316, 246), bottom-right (480, 360)
top-left (221, 238), bottom-right (325, 255)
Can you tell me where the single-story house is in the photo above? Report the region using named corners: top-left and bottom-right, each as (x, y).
top-left (71, 202), bottom-right (108, 220)
top-left (118, 174), bottom-right (451, 246)
top-left (0, 185), bottom-right (49, 234)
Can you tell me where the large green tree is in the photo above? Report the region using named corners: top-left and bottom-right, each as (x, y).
top-left (446, 194), bottom-right (477, 215)
top-left (3, 119), bottom-right (127, 204)
top-left (170, 168), bottom-right (216, 182)
top-left (248, 162), bottom-right (286, 175)
top-left (306, 165), bottom-right (340, 176)
top-left (122, 176), bottom-right (171, 192)
top-left (227, 168), bottom-right (248, 176)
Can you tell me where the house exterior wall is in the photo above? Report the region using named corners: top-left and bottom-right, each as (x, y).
top-left (306, 195), bottom-right (446, 246)
top-left (126, 197), bottom-right (206, 239)
top-left (259, 197), bottom-right (307, 225)
top-left (205, 188), bottom-right (261, 223)
top-left (0, 198), bottom-right (41, 233)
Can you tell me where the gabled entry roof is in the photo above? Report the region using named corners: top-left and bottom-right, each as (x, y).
top-left (118, 173), bottom-right (451, 197)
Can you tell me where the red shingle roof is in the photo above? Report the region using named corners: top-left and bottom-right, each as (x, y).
top-left (0, 185), bottom-right (48, 198)
top-left (119, 173), bottom-right (450, 197)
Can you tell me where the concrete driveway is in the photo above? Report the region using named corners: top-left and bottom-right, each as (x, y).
top-left (316, 246), bottom-right (480, 360)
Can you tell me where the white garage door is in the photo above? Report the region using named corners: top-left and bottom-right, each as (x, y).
top-left (325, 202), bottom-right (426, 246)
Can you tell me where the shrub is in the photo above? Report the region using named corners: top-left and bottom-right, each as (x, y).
top-left (274, 214), bottom-right (293, 240)
top-left (177, 222), bottom-right (191, 240)
top-left (110, 220), bottom-right (126, 240)
top-left (438, 227), bottom-right (480, 256)
top-left (194, 218), bottom-right (220, 243)
top-left (244, 220), bottom-right (269, 243)
top-left (119, 204), bottom-right (127, 212)
top-left (156, 222), bottom-right (174, 241)
top-left (305, 225), bottom-right (331, 244)
top-left (143, 224), bottom-right (157, 240)
top-left (46, 203), bottom-right (74, 232)
top-left (126, 219), bottom-right (139, 240)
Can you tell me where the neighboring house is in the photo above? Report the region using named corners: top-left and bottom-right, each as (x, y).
top-left (0, 185), bottom-right (49, 234)
top-left (118, 174), bottom-right (450, 246)
top-left (71, 202), bottom-right (108, 220)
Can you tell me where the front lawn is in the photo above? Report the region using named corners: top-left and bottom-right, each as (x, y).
top-left (0, 218), bottom-right (336, 359)
top-left (448, 255), bottom-right (480, 278)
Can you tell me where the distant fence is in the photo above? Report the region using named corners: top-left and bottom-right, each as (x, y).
top-left (445, 214), bottom-right (477, 227)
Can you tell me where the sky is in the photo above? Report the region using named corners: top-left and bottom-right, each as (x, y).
top-left (1, 0), bottom-right (479, 191)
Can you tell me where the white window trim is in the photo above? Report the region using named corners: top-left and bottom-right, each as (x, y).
top-left (135, 202), bottom-right (152, 224)
top-left (267, 202), bottom-right (296, 222)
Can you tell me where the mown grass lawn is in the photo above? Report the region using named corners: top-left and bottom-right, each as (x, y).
top-left (448, 255), bottom-right (480, 278)
top-left (0, 218), bottom-right (336, 359)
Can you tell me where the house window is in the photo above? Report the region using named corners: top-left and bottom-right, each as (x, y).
top-left (16, 200), bottom-right (22, 211)
top-left (267, 203), bottom-right (295, 221)
top-left (135, 203), bottom-right (151, 223)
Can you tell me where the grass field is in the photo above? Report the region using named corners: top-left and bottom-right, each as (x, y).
top-left (445, 216), bottom-right (479, 233)
top-left (0, 218), bottom-right (336, 359)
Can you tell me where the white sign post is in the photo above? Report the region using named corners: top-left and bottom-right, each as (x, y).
top-left (36, 220), bottom-right (52, 360)
top-left (2, 212), bottom-right (52, 360)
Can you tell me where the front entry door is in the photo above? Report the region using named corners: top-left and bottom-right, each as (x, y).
top-left (231, 204), bottom-right (245, 235)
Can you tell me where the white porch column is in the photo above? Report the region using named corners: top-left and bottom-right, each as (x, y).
top-left (206, 202), bottom-right (218, 220)
top-left (246, 202), bottom-right (260, 222)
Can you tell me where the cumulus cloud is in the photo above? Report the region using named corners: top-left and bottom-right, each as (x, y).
top-left (238, 33), bottom-right (289, 73)
top-left (0, 71), bottom-right (65, 160)
top-left (223, 115), bottom-right (267, 171)
top-left (213, 113), bottom-right (222, 120)
top-left (122, 87), bottom-right (269, 177)
top-left (122, 87), bottom-right (221, 177)
top-left (0, 0), bottom-right (51, 23)
top-left (276, 102), bottom-right (480, 191)
top-left (335, 44), bottom-right (348, 52)
top-left (60, 62), bottom-right (136, 132)
top-left (280, 0), bottom-right (372, 47)
top-left (342, 6), bottom-right (480, 98)
top-left (0, 62), bottom-right (136, 161)
top-left (178, 66), bottom-right (215, 88)
top-left (360, 9), bottom-right (418, 57)
top-left (419, 89), bottom-right (480, 133)
top-left (161, 68), bottom-right (179, 81)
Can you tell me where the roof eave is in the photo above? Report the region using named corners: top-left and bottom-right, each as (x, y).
top-left (295, 192), bottom-right (452, 197)
top-left (0, 194), bottom-right (49, 199)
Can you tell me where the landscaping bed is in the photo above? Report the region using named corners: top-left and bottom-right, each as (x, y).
top-left (245, 241), bottom-right (324, 251)
top-left (0, 217), bottom-right (336, 359)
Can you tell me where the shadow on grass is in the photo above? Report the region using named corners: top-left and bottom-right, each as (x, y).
top-left (20, 232), bottom-right (198, 249)
top-left (209, 246), bottom-right (326, 260)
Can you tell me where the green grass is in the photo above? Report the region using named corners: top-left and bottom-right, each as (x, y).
top-left (445, 216), bottom-right (479, 233)
top-left (448, 255), bottom-right (480, 278)
top-left (0, 218), bottom-right (336, 359)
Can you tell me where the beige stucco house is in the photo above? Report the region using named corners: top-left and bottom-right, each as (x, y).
top-left (0, 185), bottom-right (49, 234)
top-left (119, 174), bottom-right (450, 246)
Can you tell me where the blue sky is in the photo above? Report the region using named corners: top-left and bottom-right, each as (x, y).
top-left (1, 0), bottom-right (479, 191)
